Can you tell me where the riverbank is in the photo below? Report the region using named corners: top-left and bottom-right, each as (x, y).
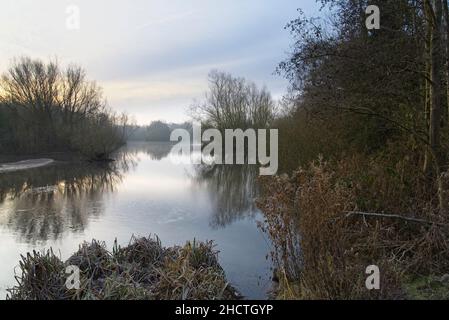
top-left (0, 150), bottom-right (120, 173)
top-left (0, 159), bottom-right (55, 173)
top-left (258, 151), bottom-right (449, 300)
top-left (0, 151), bottom-right (83, 164)
top-left (0, 152), bottom-right (82, 173)
top-left (7, 236), bottom-right (240, 300)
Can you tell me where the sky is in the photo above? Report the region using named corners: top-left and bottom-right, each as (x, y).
top-left (0, 0), bottom-right (322, 124)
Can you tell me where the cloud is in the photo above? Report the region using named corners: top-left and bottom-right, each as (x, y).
top-left (0, 0), bottom-right (322, 123)
top-left (136, 10), bottom-right (196, 30)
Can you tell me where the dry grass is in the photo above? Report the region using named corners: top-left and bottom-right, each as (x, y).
top-left (258, 143), bottom-right (449, 299)
top-left (7, 236), bottom-right (238, 300)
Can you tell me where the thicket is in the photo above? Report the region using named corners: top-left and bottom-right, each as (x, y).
top-left (7, 236), bottom-right (238, 300)
top-left (258, 0), bottom-right (449, 299)
top-left (0, 57), bottom-right (129, 160)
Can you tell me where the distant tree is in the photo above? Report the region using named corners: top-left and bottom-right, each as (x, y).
top-left (191, 71), bottom-right (275, 130)
top-left (0, 57), bottom-right (127, 159)
top-left (125, 125), bottom-right (148, 141)
top-left (146, 121), bottom-right (171, 141)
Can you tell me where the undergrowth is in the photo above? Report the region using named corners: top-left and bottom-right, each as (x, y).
top-left (7, 236), bottom-right (238, 300)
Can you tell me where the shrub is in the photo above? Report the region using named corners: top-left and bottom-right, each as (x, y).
top-left (7, 236), bottom-right (238, 300)
top-left (258, 143), bottom-right (449, 299)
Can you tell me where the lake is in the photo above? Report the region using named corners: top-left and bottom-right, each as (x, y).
top-left (0, 142), bottom-right (272, 299)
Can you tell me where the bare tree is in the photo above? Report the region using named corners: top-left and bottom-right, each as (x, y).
top-left (0, 57), bottom-right (127, 158)
top-left (57, 65), bottom-right (105, 138)
top-left (191, 71), bottom-right (275, 130)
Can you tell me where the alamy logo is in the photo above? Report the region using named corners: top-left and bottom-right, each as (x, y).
top-left (170, 122), bottom-right (278, 176)
top-left (365, 265), bottom-right (380, 290)
top-left (65, 265), bottom-right (80, 290)
top-left (365, 5), bottom-right (380, 30)
top-left (66, 5), bottom-right (80, 30)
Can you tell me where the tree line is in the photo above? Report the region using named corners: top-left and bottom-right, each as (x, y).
top-left (258, 0), bottom-right (449, 299)
top-left (0, 57), bottom-right (129, 160)
top-left (191, 70), bottom-right (276, 130)
top-left (126, 121), bottom-right (192, 142)
top-left (276, 0), bottom-right (449, 212)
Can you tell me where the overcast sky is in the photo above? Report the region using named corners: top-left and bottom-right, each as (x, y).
top-left (0, 0), bottom-right (321, 124)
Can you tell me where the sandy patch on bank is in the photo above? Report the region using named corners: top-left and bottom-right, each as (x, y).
top-left (0, 159), bottom-right (54, 173)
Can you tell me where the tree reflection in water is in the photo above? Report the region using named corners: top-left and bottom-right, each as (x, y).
top-left (0, 142), bottom-right (262, 242)
top-left (124, 142), bottom-right (261, 228)
top-left (124, 141), bottom-right (174, 161)
top-left (126, 141), bottom-right (261, 229)
top-left (191, 164), bottom-right (260, 229)
top-left (0, 151), bottom-right (137, 243)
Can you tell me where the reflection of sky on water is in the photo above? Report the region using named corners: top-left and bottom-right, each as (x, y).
top-left (0, 142), bottom-right (272, 299)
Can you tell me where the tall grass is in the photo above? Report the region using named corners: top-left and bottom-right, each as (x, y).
top-left (258, 140), bottom-right (449, 299)
top-left (7, 236), bottom-right (238, 300)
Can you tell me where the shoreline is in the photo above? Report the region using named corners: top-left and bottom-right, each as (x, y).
top-left (0, 158), bottom-right (55, 173)
top-left (7, 236), bottom-right (240, 300)
top-left (0, 151), bottom-right (82, 164)
top-left (0, 151), bottom-right (107, 173)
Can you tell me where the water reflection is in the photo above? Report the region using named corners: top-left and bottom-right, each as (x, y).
top-left (125, 141), bottom-right (174, 160)
top-left (0, 153), bottom-right (137, 243)
top-left (0, 142), bottom-right (271, 299)
top-left (118, 141), bottom-right (260, 228)
top-left (192, 164), bottom-right (259, 229)
top-left (0, 143), bottom-right (259, 238)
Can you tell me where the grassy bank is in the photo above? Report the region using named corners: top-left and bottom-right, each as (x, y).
top-left (7, 236), bottom-right (239, 300)
top-left (258, 142), bottom-right (449, 299)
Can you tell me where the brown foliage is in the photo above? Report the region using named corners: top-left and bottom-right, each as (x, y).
top-left (7, 236), bottom-right (238, 300)
top-left (258, 143), bottom-right (449, 299)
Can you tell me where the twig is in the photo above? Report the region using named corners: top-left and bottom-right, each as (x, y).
top-left (344, 211), bottom-right (449, 228)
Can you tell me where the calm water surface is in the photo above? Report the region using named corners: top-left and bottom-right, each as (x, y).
top-left (0, 142), bottom-right (272, 299)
